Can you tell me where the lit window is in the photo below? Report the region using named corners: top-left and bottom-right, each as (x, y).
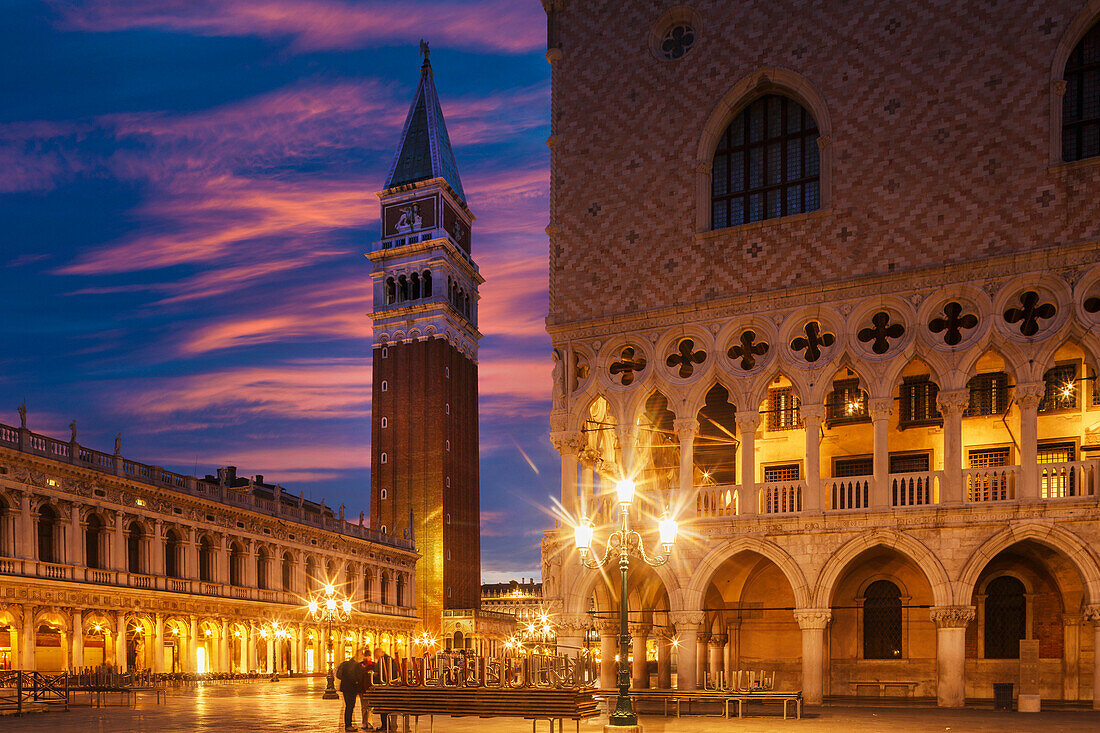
top-left (899, 376), bottom-right (941, 427)
top-left (825, 379), bottom-right (869, 426)
top-left (135, 498), bottom-right (146, 507)
top-left (380, 525), bottom-right (387, 534)
top-left (1039, 364), bottom-right (1077, 412)
top-left (767, 387), bottom-right (800, 431)
top-left (763, 463), bottom-right (800, 482)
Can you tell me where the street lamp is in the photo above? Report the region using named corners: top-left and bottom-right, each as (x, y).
top-left (574, 477), bottom-right (677, 729)
top-left (307, 583), bottom-right (353, 700)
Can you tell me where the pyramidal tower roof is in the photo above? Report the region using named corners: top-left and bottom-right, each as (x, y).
top-left (384, 42), bottom-right (466, 205)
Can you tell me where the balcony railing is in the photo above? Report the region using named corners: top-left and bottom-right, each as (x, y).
top-left (891, 471), bottom-right (940, 507)
top-left (759, 481), bottom-right (803, 514)
top-left (1040, 460), bottom-right (1097, 499)
top-left (825, 477), bottom-right (871, 511)
top-left (965, 466), bottom-right (1017, 502)
top-left (0, 420), bottom-right (414, 552)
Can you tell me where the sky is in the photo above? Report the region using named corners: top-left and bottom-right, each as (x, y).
top-left (0, 0), bottom-right (559, 583)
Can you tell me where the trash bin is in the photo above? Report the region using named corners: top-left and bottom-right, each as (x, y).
top-left (993, 683), bottom-right (1013, 710)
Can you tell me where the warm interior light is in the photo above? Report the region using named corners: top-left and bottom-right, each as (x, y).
top-left (260, 629), bottom-right (268, 638)
top-left (616, 478), bottom-right (635, 506)
top-left (1062, 382), bottom-right (1075, 399)
top-left (658, 512), bottom-right (678, 551)
top-left (574, 521), bottom-right (593, 557)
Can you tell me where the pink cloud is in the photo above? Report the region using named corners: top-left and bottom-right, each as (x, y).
top-left (55, 0), bottom-right (545, 54)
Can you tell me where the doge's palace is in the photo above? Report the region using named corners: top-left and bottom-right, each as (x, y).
top-left (539, 0), bottom-right (1100, 708)
top-left (0, 418), bottom-right (417, 674)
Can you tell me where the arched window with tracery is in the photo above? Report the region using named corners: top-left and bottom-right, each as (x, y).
top-left (229, 541), bottom-right (244, 586)
top-left (85, 513), bottom-right (104, 569)
top-left (984, 575), bottom-right (1026, 659)
top-left (257, 546), bottom-right (269, 590)
top-left (164, 529), bottom-right (181, 578)
top-left (1063, 20), bottom-right (1100, 162)
top-left (711, 94), bottom-right (820, 229)
top-left (37, 504), bottom-right (58, 563)
top-left (127, 521), bottom-right (143, 573)
top-left (199, 536), bottom-right (214, 583)
top-left (863, 579), bottom-right (902, 659)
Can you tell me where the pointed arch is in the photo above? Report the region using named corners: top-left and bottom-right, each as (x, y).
top-left (955, 522), bottom-right (1100, 606)
top-left (683, 536), bottom-right (811, 610)
top-left (812, 530), bottom-right (952, 608)
top-left (564, 558), bottom-right (682, 616)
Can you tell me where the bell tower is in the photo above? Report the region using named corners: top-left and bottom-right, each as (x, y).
top-left (368, 43), bottom-right (483, 632)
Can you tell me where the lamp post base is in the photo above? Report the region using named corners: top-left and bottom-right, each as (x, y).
top-left (604, 725), bottom-right (642, 733)
top-left (322, 670), bottom-right (339, 699)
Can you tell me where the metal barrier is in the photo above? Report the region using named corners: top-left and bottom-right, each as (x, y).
top-left (0, 670), bottom-right (69, 715)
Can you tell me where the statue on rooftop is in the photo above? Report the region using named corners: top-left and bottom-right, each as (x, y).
top-left (70, 420), bottom-right (77, 443)
top-left (17, 403), bottom-right (26, 429)
top-left (420, 39), bottom-right (430, 65)
top-left (114, 433), bottom-right (122, 455)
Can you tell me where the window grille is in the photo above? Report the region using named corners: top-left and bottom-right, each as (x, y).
top-left (1038, 441), bottom-right (1077, 498)
top-left (984, 576), bottom-right (1026, 659)
top-left (834, 456), bottom-right (873, 477)
top-left (1039, 363), bottom-right (1077, 412)
top-left (965, 372), bottom-right (1009, 416)
top-left (711, 94), bottom-right (820, 229)
top-left (1063, 21), bottom-right (1100, 162)
top-left (889, 452), bottom-right (930, 474)
top-left (863, 580), bottom-right (903, 659)
top-left (825, 379), bottom-right (869, 425)
top-left (767, 387), bottom-right (801, 431)
top-left (968, 447), bottom-right (1010, 468)
top-left (899, 376), bottom-right (941, 427)
top-left (763, 463), bottom-right (800, 482)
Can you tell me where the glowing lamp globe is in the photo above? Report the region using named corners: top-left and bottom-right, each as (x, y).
top-left (308, 600), bottom-right (318, 614)
top-left (574, 520), bottom-right (593, 556)
top-left (325, 598), bottom-right (336, 612)
top-left (342, 600), bottom-right (352, 614)
top-left (324, 583), bottom-right (335, 595)
top-left (616, 478), bottom-right (636, 506)
top-left (658, 513), bottom-right (678, 552)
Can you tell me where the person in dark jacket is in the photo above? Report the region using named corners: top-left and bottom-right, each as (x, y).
top-left (335, 651), bottom-right (364, 732)
top-left (372, 647), bottom-right (394, 732)
top-left (359, 649), bottom-right (376, 731)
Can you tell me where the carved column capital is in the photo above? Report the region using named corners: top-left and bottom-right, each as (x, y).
top-left (556, 614), bottom-right (591, 633)
top-left (628, 622), bottom-right (651, 637)
top-left (935, 388), bottom-right (971, 415)
top-left (816, 134), bottom-right (832, 150)
top-left (1084, 605), bottom-right (1100, 626)
top-left (734, 409), bottom-right (760, 433)
top-left (578, 448), bottom-right (603, 469)
top-left (868, 397), bottom-right (894, 421)
top-left (549, 431), bottom-right (584, 456)
top-left (596, 619), bottom-right (619, 635)
top-left (800, 403), bottom-right (825, 423)
top-left (707, 634), bottom-right (728, 647)
top-left (1015, 382), bottom-right (1046, 410)
top-left (929, 606), bottom-right (976, 628)
top-left (668, 610), bottom-right (706, 630)
top-left (1052, 79), bottom-right (1067, 97)
top-left (673, 418), bottom-right (699, 440)
top-left (793, 608), bottom-right (832, 630)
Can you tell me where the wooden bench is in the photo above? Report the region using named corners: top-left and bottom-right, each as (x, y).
top-left (849, 680), bottom-right (921, 697)
top-left (364, 686), bottom-right (599, 733)
top-left (626, 688), bottom-right (802, 720)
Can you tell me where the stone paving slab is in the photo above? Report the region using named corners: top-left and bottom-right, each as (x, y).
top-left (2, 678), bottom-right (1098, 732)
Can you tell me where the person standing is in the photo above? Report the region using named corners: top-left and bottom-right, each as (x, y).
top-left (335, 650), bottom-right (364, 732)
top-left (372, 646), bottom-right (394, 732)
top-left (359, 649), bottom-right (376, 731)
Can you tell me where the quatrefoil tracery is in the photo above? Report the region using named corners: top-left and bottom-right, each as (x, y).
top-left (857, 311), bottom-right (905, 355)
top-left (928, 301), bottom-right (978, 346)
top-left (1003, 290), bottom-right (1056, 337)
top-left (790, 322), bottom-right (836, 363)
top-left (609, 346), bottom-right (647, 386)
top-left (666, 339), bottom-right (706, 378)
top-left (727, 330), bottom-right (769, 371)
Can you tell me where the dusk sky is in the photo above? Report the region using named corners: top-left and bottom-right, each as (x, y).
top-left (1, 0), bottom-right (557, 582)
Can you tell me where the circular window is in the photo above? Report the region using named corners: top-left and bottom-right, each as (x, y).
top-left (660, 24), bottom-right (695, 59)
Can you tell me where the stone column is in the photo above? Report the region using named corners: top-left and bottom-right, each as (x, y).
top-left (670, 612), bottom-right (703, 690)
top-left (931, 606), bottom-right (975, 707)
top-left (297, 624), bottom-right (306, 673)
top-left (17, 492), bottom-right (34, 561)
top-left (674, 418), bottom-right (699, 497)
top-left (1085, 606), bottom-right (1100, 709)
top-left (556, 614), bottom-right (588, 660)
top-left (185, 527), bottom-right (198, 580)
top-left (151, 520), bottom-right (164, 576)
top-left (21, 604), bottom-right (35, 671)
top-left (71, 610), bottom-right (84, 670)
top-left (707, 634), bottom-right (725, 688)
top-left (112, 511), bottom-right (125, 571)
top-left (795, 609), bottom-right (832, 704)
top-left (266, 635), bottom-right (275, 673)
top-left (245, 540), bottom-right (258, 588)
top-left (598, 620), bottom-right (617, 689)
top-left (801, 404), bottom-right (824, 511)
top-left (220, 620), bottom-right (230, 674)
top-left (189, 616), bottom-right (199, 673)
top-left (153, 614), bottom-right (164, 673)
top-left (696, 632), bottom-right (709, 689)
top-left (656, 633), bottom-right (672, 689)
top-left (735, 410), bottom-right (760, 515)
top-left (870, 398), bottom-right (893, 509)
top-left (936, 389), bottom-right (969, 504)
top-left (1063, 613), bottom-right (1081, 701)
top-left (115, 612), bottom-right (127, 672)
top-left (1016, 382), bottom-right (1045, 501)
top-left (629, 623), bottom-right (650, 688)
top-left (69, 503), bottom-right (81, 566)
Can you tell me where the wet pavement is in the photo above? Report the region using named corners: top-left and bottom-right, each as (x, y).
top-left (2, 677), bottom-right (1099, 732)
